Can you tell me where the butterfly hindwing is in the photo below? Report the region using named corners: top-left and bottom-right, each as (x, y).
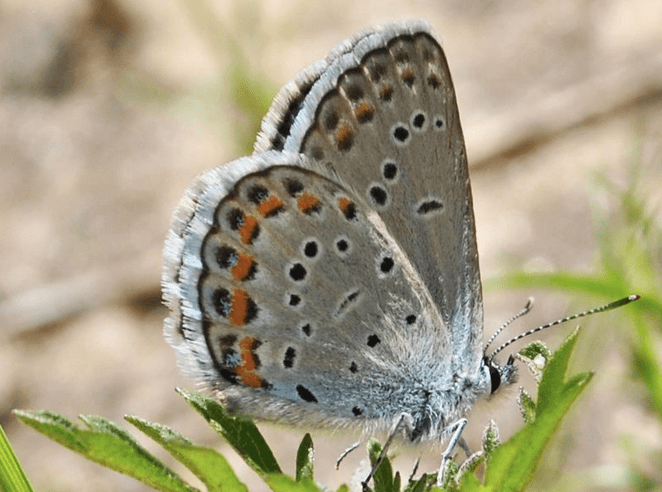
top-left (163, 150), bottom-right (451, 429)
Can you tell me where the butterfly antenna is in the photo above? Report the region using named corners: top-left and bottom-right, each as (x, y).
top-left (489, 294), bottom-right (640, 359)
top-left (484, 298), bottom-right (534, 351)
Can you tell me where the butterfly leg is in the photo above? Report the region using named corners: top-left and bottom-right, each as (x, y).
top-left (459, 436), bottom-right (472, 456)
top-left (437, 418), bottom-right (468, 487)
top-left (336, 440), bottom-right (361, 469)
top-left (362, 413), bottom-right (412, 491)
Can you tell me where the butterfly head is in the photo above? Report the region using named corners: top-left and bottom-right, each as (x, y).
top-left (483, 354), bottom-right (518, 395)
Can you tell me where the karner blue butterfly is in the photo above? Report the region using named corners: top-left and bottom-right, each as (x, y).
top-left (161, 19), bottom-right (638, 487)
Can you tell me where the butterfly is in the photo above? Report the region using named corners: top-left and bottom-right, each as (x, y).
top-left (161, 19), bottom-right (638, 487)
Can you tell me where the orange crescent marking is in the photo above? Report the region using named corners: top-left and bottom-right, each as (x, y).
top-left (335, 124), bottom-right (353, 150)
top-left (338, 197), bottom-right (352, 214)
top-left (258, 196), bottom-right (284, 217)
top-left (379, 85), bottom-right (393, 100)
top-left (298, 193), bottom-right (320, 213)
top-left (229, 289), bottom-right (249, 326)
top-left (237, 337), bottom-right (263, 388)
top-left (231, 253), bottom-right (255, 281)
top-left (238, 216), bottom-right (259, 244)
top-left (354, 102), bottom-right (374, 122)
top-left (401, 67), bottom-right (415, 84)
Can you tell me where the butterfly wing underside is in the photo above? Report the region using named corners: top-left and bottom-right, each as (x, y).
top-left (163, 20), bottom-right (485, 436)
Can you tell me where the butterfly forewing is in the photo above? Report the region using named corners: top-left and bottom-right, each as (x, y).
top-left (257, 21), bottom-right (484, 376)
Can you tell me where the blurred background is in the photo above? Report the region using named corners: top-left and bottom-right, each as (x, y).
top-left (1, 0), bottom-right (661, 491)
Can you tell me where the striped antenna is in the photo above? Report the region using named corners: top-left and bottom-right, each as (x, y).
top-left (489, 294), bottom-right (640, 359)
top-left (484, 298), bottom-right (534, 351)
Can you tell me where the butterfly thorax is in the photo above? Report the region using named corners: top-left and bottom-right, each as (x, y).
top-left (402, 363), bottom-right (493, 442)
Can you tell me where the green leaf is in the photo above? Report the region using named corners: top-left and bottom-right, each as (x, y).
top-left (368, 439), bottom-right (397, 492)
top-left (266, 474), bottom-right (321, 492)
top-left (440, 459), bottom-right (459, 491)
top-left (0, 422), bottom-right (34, 492)
top-left (13, 410), bottom-right (196, 492)
top-left (535, 328), bottom-right (581, 416)
top-left (482, 421), bottom-right (500, 457)
top-left (456, 470), bottom-right (484, 492)
top-left (458, 453), bottom-right (486, 481)
top-left (518, 341), bottom-right (551, 361)
top-left (295, 434), bottom-right (314, 482)
top-left (517, 389), bottom-right (536, 424)
top-left (177, 388), bottom-right (281, 476)
top-left (483, 329), bottom-right (593, 491)
top-left (393, 471), bottom-right (402, 492)
top-left (403, 473), bottom-right (435, 492)
top-left (126, 415), bottom-right (248, 492)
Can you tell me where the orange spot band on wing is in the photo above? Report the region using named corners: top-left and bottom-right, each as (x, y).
top-left (258, 196), bottom-right (284, 217)
top-left (379, 85), bottom-right (393, 101)
top-left (335, 124), bottom-right (353, 151)
top-left (339, 197), bottom-right (351, 214)
top-left (231, 253), bottom-right (255, 281)
top-left (237, 337), bottom-right (263, 388)
top-left (402, 67), bottom-right (415, 83)
top-left (354, 102), bottom-right (374, 123)
top-left (338, 196), bottom-right (357, 221)
top-left (298, 193), bottom-right (320, 213)
top-left (229, 289), bottom-right (249, 326)
top-left (238, 216), bottom-right (259, 244)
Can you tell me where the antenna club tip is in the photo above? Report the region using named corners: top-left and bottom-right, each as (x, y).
top-left (628, 294), bottom-right (640, 302)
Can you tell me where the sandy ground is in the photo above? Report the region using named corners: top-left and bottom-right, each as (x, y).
top-left (1, 1), bottom-right (661, 491)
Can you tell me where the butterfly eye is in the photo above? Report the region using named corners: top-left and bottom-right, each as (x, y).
top-left (489, 363), bottom-right (501, 393)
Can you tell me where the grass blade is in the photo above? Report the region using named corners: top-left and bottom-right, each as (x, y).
top-left (0, 422), bottom-right (34, 492)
